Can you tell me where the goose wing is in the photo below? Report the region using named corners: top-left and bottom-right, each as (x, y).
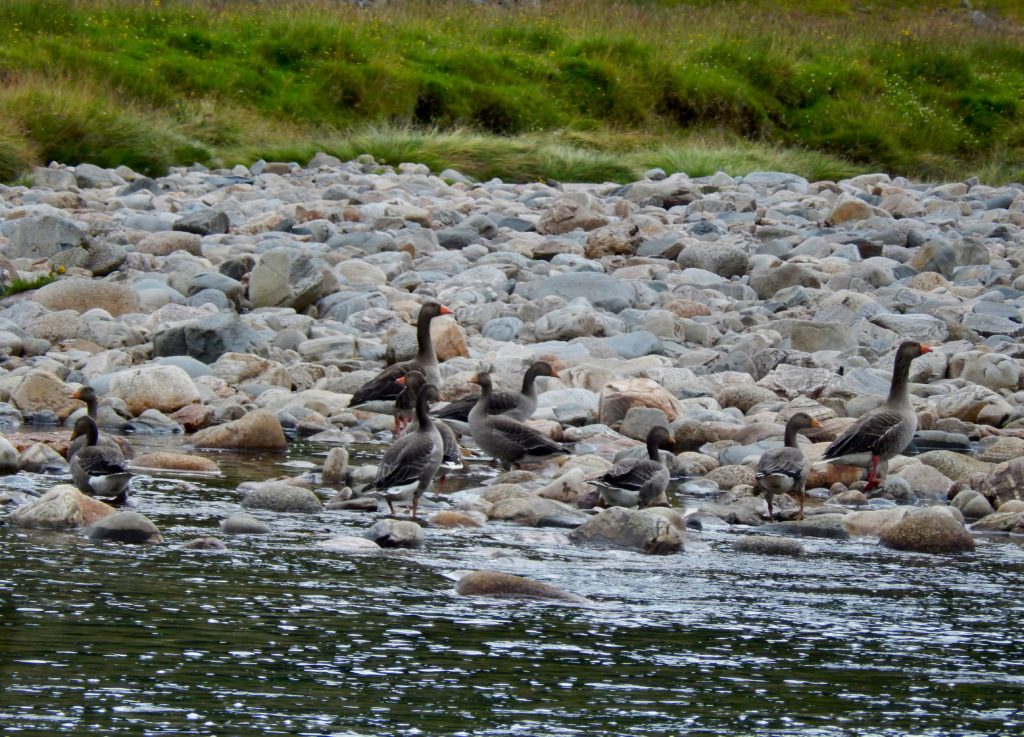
top-left (602, 458), bottom-right (661, 490)
top-left (351, 361), bottom-right (415, 406)
top-left (75, 447), bottom-right (129, 476)
top-left (486, 415), bottom-right (566, 457)
top-left (756, 447), bottom-right (807, 483)
top-left (374, 432), bottom-right (438, 489)
top-left (822, 407), bottom-right (907, 460)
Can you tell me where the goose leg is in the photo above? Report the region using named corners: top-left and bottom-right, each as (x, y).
top-left (864, 455), bottom-right (881, 492)
top-left (410, 495), bottom-right (419, 520)
top-left (387, 498), bottom-right (396, 515)
top-left (766, 493), bottom-right (774, 522)
top-left (797, 485), bottom-right (805, 521)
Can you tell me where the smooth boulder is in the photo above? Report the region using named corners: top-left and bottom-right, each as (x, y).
top-left (878, 508), bottom-right (975, 554)
top-left (455, 571), bottom-right (591, 603)
top-left (569, 506), bottom-right (684, 554)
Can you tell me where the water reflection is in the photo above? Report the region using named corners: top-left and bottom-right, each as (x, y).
top-left (1, 434), bottom-right (1023, 736)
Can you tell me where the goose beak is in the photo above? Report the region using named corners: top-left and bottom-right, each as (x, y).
top-left (550, 368), bottom-right (560, 378)
top-left (667, 435), bottom-right (676, 444)
top-left (920, 345), bottom-right (934, 354)
top-left (440, 305), bottom-right (454, 315)
top-left (396, 376), bottom-right (407, 387)
top-left (810, 418), bottom-right (822, 428)
top-left (70, 387), bottom-right (84, 398)
top-left (469, 374), bottom-right (480, 385)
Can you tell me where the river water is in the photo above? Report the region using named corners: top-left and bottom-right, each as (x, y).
top-left (2, 434), bottom-right (1023, 736)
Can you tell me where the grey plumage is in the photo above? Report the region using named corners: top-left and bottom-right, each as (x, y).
top-left (599, 426), bottom-right (674, 508)
top-left (821, 341), bottom-right (932, 490)
top-left (433, 361), bottom-right (558, 424)
top-left (396, 371), bottom-right (463, 471)
top-left (370, 383), bottom-right (443, 518)
top-left (467, 371), bottom-right (569, 470)
top-left (756, 412), bottom-right (819, 521)
top-left (349, 302), bottom-right (452, 407)
top-left (68, 416), bottom-right (132, 504)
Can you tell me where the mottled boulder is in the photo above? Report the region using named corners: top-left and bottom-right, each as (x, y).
top-left (951, 489), bottom-right (995, 520)
top-left (978, 458), bottom-right (1024, 508)
top-left (536, 194), bottom-right (609, 235)
top-left (827, 193), bottom-right (875, 224)
top-left (584, 221), bottom-right (641, 258)
top-left (569, 507), bottom-right (684, 554)
top-left (318, 535), bottom-right (381, 552)
top-left (9, 484), bottom-right (116, 530)
top-left (173, 208), bottom-right (229, 235)
top-left (706, 465), bottom-right (757, 491)
top-left (5, 214), bottom-right (87, 259)
top-left (748, 263), bottom-right (823, 299)
top-left (487, 496), bottom-right (584, 527)
top-left (129, 452), bottom-right (219, 474)
top-left (933, 384), bottom-right (1014, 426)
top-left (598, 378), bottom-right (683, 426)
top-left (135, 231), bottom-right (202, 257)
top-left (762, 514), bottom-right (850, 539)
top-left (363, 518), bottom-right (424, 548)
top-left (33, 278), bottom-right (141, 317)
top-left (153, 311), bottom-right (260, 364)
top-left (10, 369), bottom-right (81, 420)
top-left (977, 437), bottom-right (1024, 465)
top-left (733, 535), bottom-right (805, 556)
top-left (241, 482), bottom-right (323, 513)
top-left (455, 571), bottom-right (590, 603)
top-left (86, 511), bottom-right (163, 544)
top-left (915, 450), bottom-right (993, 482)
top-left (0, 437), bottom-right (18, 473)
top-left (879, 508), bottom-right (975, 554)
top-left (248, 247), bottom-right (324, 310)
top-left (108, 365), bottom-right (201, 416)
top-left (970, 511), bottom-right (1024, 533)
top-left (220, 512), bottom-right (270, 535)
top-left (431, 511), bottom-right (485, 528)
top-left (676, 241), bottom-right (749, 278)
top-left (192, 410), bottom-right (287, 450)
top-left (18, 443), bottom-right (68, 473)
top-left (841, 508), bottom-right (909, 537)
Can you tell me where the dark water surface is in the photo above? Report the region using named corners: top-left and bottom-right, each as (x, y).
top-left (2, 436), bottom-right (1023, 736)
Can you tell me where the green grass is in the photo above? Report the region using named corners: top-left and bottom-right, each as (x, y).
top-left (0, 0), bottom-right (1023, 183)
top-left (0, 273), bottom-right (59, 298)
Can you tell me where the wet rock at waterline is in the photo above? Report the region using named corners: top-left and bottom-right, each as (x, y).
top-left (318, 535), bottom-right (382, 552)
top-left (363, 519), bottom-right (424, 548)
top-left (240, 482), bottom-right (323, 514)
top-left (85, 511), bottom-right (163, 544)
top-left (879, 508), bottom-right (976, 554)
top-left (191, 410), bottom-right (287, 451)
top-left (220, 512), bottom-right (271, 535)
top-left (569, 506), bottom-right (685, 554)
top-left (733, 535), bottom-right (805, 556)
top-left (9, 484), bottom-right (116, 530)
top-left (455, 571), bottom-right (591, 604)
top-left (129, 452), bottom-right (219, 474)
top-left (180, 536), bottom-right (227, 551)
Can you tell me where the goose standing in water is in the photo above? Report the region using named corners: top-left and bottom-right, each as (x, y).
top-left (433, 361), bottom-right (559, 429)
top-left (598, 426), bottom-right (675, 508)
top-left (69, 385), bottom-right (134, 460)
top-left (370, 383), bottom-right (443, 519)
top-left (755, 412), bottom-right (820, 521)
top-left (467, 371), bottom-right (570, 470)
top-left (395, 372), bottom-right (463, 476)
top-left (68, 416), bottom-right (132, 504)
top-left (820, 341), bottom-right (932, 491)
top-left (349, 301), bottom-right (453, 408)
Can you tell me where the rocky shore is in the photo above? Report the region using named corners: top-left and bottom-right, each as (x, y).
top-left (2, 154), bottom-right (1024, 587)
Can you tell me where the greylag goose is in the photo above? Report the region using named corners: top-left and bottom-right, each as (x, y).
top-left (395, 372), bottom-right (463, 474)
top-left (69, 385), bottom-right (134, 460)
top-left (467, 371), bottom-right (570, 470)
top-left (598, 426), bottom-right (675, 508)
top-left (68, 416), bottom-right (132, 504)
top-left (820, 341), bottom-right (932, 491)
top-left (349, 301), bottom-right (453, 408)
top-left (755, 412), bottom-right (820, 521)
top-left (433, 361), bottom-right (559, 426)
top-left (369, 383), bottom-right (443, 519)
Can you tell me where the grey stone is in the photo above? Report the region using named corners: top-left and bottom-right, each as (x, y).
top-left (86, 511), bottom-right (162, 544)
top-left (220, 512), bottom-right (271, 534)
top-left (241, 483), bottom-right (323, 514)
top-left (879, 508), bottom-right (975, 554)
top-left (173, 208), bottom-right (229, 236)
top-left (153, 312), bottom-right (260, 364)
top-left (569, 507), bottom-right (684, 554)
top-left (5, 214), bottom-right (87, 259)
top-left (249, 248), bottom-right (324, 310)
top-left (733, 534), bottom-right (805, 556)
top-left (363, 519), bottom-right (424, 548)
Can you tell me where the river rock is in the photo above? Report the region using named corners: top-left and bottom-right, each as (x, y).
top-left (978, 458), bottom-right (1024, 507)
top-left (762, 514), bottom-right (850, 539)
top-left (220, 512), bottom-right (271, 534)
top-left (319, 535), bottom-right (381, 552)
top-left (191, 410), bottom-right (287, 450)
top-left (173, 207), bottom-right (229, 235)
top-left (950, 489), bottom-right (995, 519)
top-left (431, 510), bottom-right (485, 528)
top-left (537, 194), bottom-right (609, 235)
top-left (18, 443), bottom-right (68, 473)
top-left (977, 436), bottom-right (1024, 464)
top-left (241, 482), bottom-right (323, 513)
top-left (129, 452), bottom-right (219, 474)
top-left (933, 384), bottom-right (1014, 426)
top-left (455, 571), bottom-right (590, 603)
top-left (0, 437), bottom-right (18, 473)
top-left (9, 484), bottom-right (116, 529)
top-left (733, 535), bottom-right (805, 556)
top-left (86, 511), bottom-right (163, 544)
top-left (248, 247), bottom-right (324, 310)
top-left (487, 496), bottom-right (584, 527)
top-left (569, 506), bottom-right (684, 554)
top-left (878, 507), bottom-right (975, 554)
top-left (841, 508), bottom-right (910, 537)
top-left (970, 510), bottom-right (1024, 533)
top-left (108, 365), bottom-right (201, 416)
top-left (153, 311), bottom-right (260, 363)
top-left (598, 378), bottom-right (682, 425)
top-left (10, 369), bottom-right (81, 420)
top-left (364, 518), bottom-right (424, 548)
top-left (33, 278), bottom-right (140, 316)
top-left (706, 465), bottom-right (756, 491)
top-left (914, 450), bottom-right (992, 482)
top-left (322, 447), bottom-right (348, 486)
top-left (135, 231), bottom-right (202, 256)
top-left (949, 350), bottom-right (1021, 392)
top-left (5, 214), bottom-right (87, 259)
top-left (893, 463), bottom-right (953, 499)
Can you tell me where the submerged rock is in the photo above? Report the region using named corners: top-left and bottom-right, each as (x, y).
top-left (363, 519), bottom-right (424, 548)
top-left (455, 570), bottom-right (591, 604)
top-left (569, 506), bottom-right (684, 554)
top-left (9, 484), bottom-right (116, 530)
top-left (85, 511), bottom-right (163, 544)
top-left (733, 535), bottom-right (805, 556)
top-left (240, 482), bottom-right (323, 514)
top-left (879, 508), bottom-right (975, 554)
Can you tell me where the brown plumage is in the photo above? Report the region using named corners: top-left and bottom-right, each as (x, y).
top-left (755, 412), bottom-right (820, 521)
top-left (433, 361), bottom-right (559, 424)
top-left (68, 416), bottom-right (132, 504)
top-left (599, 426), bottom-right (675, 508)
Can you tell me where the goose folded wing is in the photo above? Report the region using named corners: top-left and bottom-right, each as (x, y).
top-left (488, 415), bottom-right (565, 455)
top-left (756, 447), bottom-right (806, 481)
top-left (77, 449), bottom-right (129, 476)
top-left (601, 458), bottom-right (654, 489)
top-left (374, 435), bottom-right (436, 488)
top-left (822, 408), bottom-right (906, 459)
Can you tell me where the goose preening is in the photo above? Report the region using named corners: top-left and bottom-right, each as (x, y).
top-left (755, 412), bottom-right (820, 521)
top-left (433, 361), bottom-right (559, 427)
top-left (68, 416), bottom-right (132, 504)
top-left (598, 426), bottom-right (675, 508)
top-left (395, 372), bottom-right (463, 475)
top-left (349, 301), bottom-right (453, 408)
top-left (820, 341), bottom-right (932, 491)
top-left (369, 383), bottom-right (443, 519)
top-left (467, 371), bottom-right (570, 470)
top-left (69, 385), bottom-right (134, 460)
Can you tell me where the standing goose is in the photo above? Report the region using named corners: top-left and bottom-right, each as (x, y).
top-left (370, 383), bottom-right (444, 519)
top-left (433, 361), bottom-right (559, 425)
top-left (396, 372), bottom-right (463, 474)
top-left (755, 412), bottom-right (820, 521)
top-left (68, 416), bottom-right (132, 504)
top-left (598, 426), bottom-right (675, 508)
top-left (349, 302), bottom-right (453, 408)
top-left (820, 341), bottom-right (932, 491)
top-left (69, 385), bottom-right (134, 460)
top-left (467, 371), bottom-right (570, 470)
